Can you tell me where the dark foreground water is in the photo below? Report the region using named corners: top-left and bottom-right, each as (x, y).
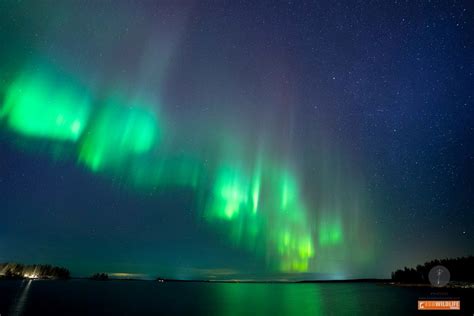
top-left (0, 280), bottom-right (472, 316)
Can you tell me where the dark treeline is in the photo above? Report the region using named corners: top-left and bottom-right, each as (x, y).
top-left (0, 262), bottom-right (70, 279)
top-left (391, 256), bottom-right (474, 283)
top-left (90, 273), bottom-right (109, 280)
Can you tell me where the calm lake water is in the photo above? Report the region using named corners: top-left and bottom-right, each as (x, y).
top-left (0, 280), bottom-right (472, 315)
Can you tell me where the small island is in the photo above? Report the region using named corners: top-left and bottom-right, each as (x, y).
top-left (90, 273), bottom-right (109, 281)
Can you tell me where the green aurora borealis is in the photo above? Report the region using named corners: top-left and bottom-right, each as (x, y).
top-left (1, 62), bottom-right (373, 276)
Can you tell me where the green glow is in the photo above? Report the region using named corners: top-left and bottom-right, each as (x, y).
top-left (280, 173), bottom-right (297, 211)
top-left (251, 180), bottom-right (260, 214)
top-left (1, 69), bottom-right (91, 141)
top-left (318, 218), bottom-right (343, 246)
top-left (79, 97), bottom-right (159, 172)
top-left (130, 155), bottom-right (203, 189)
top-left (250, 165), bottom-right (261, 214)
top-left (210, 167), bottom-right (249, 220)
top-left (204, 163), bottom-right (315, 272)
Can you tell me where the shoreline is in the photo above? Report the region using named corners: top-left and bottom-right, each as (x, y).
top-left (2, 277), bottom-right (473, 288)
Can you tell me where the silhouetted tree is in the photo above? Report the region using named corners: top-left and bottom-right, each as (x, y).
top-left (391, 256), bottom-right (474, 283)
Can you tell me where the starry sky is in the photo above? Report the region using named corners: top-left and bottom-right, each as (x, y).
top-left (0, 0), bottom-right (472, 280)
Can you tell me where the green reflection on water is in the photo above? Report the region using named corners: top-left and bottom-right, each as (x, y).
top-left (212, 283), bottom-right (322, 316)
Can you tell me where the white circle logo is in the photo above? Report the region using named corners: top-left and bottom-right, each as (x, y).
top-left (428, 265), bottom-right (450, 287)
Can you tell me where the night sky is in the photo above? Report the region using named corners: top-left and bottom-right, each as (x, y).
top-left (0, 0), bottom-right (472, 280)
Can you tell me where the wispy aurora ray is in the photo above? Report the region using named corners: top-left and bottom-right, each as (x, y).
top-left (129, 154), bottom-right (204, 189)
top-left (78, 96), bottom-right (160, 172)
top-left (318, 217), bottom-right (343, 247)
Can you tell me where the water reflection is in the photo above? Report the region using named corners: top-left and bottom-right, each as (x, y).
top-left (213, 283), bottom-right (323, 315)
top-left (0, 281), bottom-right (431, 315)
top-left (9, 279), bottom-right (32, 316)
